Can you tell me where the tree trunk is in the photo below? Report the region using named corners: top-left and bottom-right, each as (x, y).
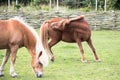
top-left (104, 0), bottom-right (106, 12)
top-left (95, 0), bottom-right (98, 11)
top-left (49, 0), bottom-right (52, 11)
top-left (56, 0), bottom-right (59, 11)
top-left (8, 0), bottom-right (10, 11)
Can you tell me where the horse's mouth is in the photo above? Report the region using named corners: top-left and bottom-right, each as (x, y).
top-left (36, 71), bottom-right (43, 78)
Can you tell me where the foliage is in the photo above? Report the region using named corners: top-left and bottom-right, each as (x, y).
top-left (64, 0), bottom-right (120, 10)
top-left (64, 0), bottom-right (81, 9)
top-left (14, 4), bottom-right (21, 10)
top-left (0, 0), bottom-right (120, 10)
top-left (107, 0), bottom-right (120, 10)
top-left (64, 0), bottom-right (95, 9)
top-left (33, 0), bottom-right (49, 5)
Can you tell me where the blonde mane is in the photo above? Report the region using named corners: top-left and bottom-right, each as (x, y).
top-left (10, 17), bottom-right (48, 66)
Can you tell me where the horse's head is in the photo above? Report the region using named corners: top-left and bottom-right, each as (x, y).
top-left (51, 19), bottom-right (70, 31)
top-left (51, 15), bottom-right (85, 31)
top-left (31, 51), bottom-right (43, 78)
top-left (31, 39), bottom-right (48, 78)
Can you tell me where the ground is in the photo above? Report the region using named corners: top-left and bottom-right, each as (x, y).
top-left (0, 30), bottom-right (120, 80)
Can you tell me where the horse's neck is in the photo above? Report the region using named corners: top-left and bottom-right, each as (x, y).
top-left (23, 27), bottom-right (36, 49)
top-left (14, 19), bottom-right (37, 54)
top-left (20, 28), bottom-right (37, 59)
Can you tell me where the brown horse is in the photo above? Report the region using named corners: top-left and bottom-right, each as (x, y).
top-left (0, 17), bottom-right (48, 78)
top-left (40, 15), bottom-right (100, 62)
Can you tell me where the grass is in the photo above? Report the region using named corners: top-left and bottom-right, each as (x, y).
top-left (0, 30), bottom-right (120, 80)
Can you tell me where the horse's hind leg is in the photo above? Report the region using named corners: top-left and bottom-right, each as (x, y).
top-left (87, 38), bottom-right (100, 62)
top-left (10, 45), bottom-right (19, 78)
top-left (76, 39), bottom-right (87, 63)
top-left (0, 49), bottom-right (11, 76)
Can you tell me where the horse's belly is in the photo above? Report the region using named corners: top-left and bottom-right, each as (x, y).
top-left (62, 39), bottom-right (75, 43)
top-left (0, 43), bottom-right (9, 49)
top-left (0, 38), bottom-right (9, 49)
top-left (0, 44), bottom-right (9, 49)
top-left (0, 46), bottom-right (9, 49)
top-left (62, 33), bottom-right (75, 42)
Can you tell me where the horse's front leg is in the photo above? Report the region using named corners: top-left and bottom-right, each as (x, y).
top-left (48, 39), bottom-right (60, 61)
top-left (0, 49), bottom-right (11, 76)
top-left (10, 45), bottom-right (18, 78)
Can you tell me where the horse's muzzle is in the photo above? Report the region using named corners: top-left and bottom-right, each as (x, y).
top-left (36, 72), bottom-right (43, 78)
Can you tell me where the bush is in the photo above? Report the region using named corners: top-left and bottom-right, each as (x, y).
top-left (34, 0), bottom-right (49, 5)
top-left (14, 4), bottom-right (21, 10)
top-left (64, 0), bottom-right (82, 9)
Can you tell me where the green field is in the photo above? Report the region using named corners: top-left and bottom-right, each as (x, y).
top-left (0, 30), bottom-right (120, 80)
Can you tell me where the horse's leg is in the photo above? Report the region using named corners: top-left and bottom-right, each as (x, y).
top-left (9, 45), bottom-right (18, 78)
top-left (48, 39), bottom-right (60, 61)
top-left (76, 39), bottom-right (87, 63)
top-left (87, 38), bottom-right (100, 62)
top-left (0, 49), bottom-right (11, 76)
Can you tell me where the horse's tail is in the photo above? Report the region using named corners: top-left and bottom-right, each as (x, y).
top-left (40, 22), bottom-right (53, 60)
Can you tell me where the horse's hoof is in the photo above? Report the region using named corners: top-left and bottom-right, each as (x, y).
top-left (11, 73), bottom-right (17, 78)
top-left (0, 72), bottom-right (4, 77)
top-left (81, 59), bottom-right (87, 63)
top-left (11, 75), bottom-right (17, 78)
top-left (0, 74), bottom-right (4, 77)
top-left (96, 59), bottom-right (101, 62)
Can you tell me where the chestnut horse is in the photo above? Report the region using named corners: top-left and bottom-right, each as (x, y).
top-left (40, 15), bottom-right (100, 62)
top-left (0, 17), bottom-right (48, 78)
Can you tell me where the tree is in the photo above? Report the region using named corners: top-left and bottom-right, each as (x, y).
top-left (104, 0), bottom-right (106, 12)
top-left (0, 0), bottom-right (120, 10)
top-left (34, 0), bottom-right (49, 5)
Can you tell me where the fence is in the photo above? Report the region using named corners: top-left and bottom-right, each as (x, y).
top-left (0, 10), bottom-right (120, 30)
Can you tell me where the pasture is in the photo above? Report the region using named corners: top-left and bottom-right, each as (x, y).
top-left (0, 30), bottom-right (120, 80)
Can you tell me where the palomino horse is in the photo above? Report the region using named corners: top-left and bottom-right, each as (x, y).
top-left (0, 17), bottom-right (48, 78)
top-left (40, 15), bottom-right (100, 62)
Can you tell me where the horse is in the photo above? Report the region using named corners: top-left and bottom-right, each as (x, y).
top-left (40, 15), bottom-right (100, 62)
top-left (0, 17), bottom-right (48, 78)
